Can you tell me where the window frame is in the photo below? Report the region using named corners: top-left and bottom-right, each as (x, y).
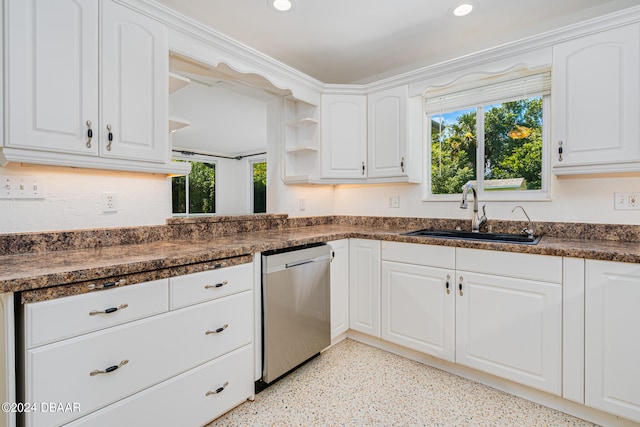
top-left (171, 152), bottom-right (218, 217)
top-left (422, 75), bottom-right (551, 203)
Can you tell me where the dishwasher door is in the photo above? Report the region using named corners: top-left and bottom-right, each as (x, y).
top-left (261, 244), bottom-right (331, 384)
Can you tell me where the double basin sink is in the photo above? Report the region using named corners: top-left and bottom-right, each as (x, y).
top-left (402, 229), bottom-right (541, 245)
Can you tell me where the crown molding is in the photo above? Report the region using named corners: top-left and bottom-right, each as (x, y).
top-left (120, 1), bottom-right (640, 98)
top-left (122, 0), bottom-right (324, 103)
top-left (362, 4), bottom-right (640, 94)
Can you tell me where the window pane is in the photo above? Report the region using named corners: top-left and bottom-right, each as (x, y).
top-left (171, 175), bottom-right (186, 214)
top-left (253, 161), bottom-right (266, 214)
top-left (484, 97), bottom-right (542, 191)
top-left (188, 162), bottom-right (216, 214)
top-left (431, 108), bottom-right (477, 195)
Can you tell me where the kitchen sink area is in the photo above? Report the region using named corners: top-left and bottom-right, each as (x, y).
top-left (402, 229), bottom-right (542, 245)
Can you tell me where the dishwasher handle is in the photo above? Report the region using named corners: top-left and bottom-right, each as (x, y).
top-left (285, 254), bottom-right (330, 269)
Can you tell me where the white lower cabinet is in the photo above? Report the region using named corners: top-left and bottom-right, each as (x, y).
top-left (381, 242), bottom-right (455, 361)
top-left (349, 239), bottom-right (381, 337)
top-left (329, 239), bottom-right (349, 340)
top-left (377, 242), bottom-right (562, 395)
top-left (455, 249), bottom-right (562, 395)
top-left (455, 271), bottom-right (562, 394)
top-left (64, 345), bottom-right (253, 427)
top-left (22, 262), bottom-right (254, 427)
top-left (585, 260), bottom-right (640, 422)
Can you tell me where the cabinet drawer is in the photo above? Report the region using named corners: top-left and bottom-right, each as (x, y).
top-left (382, 241), bottom-right (455, 268)
top-left (65, 345), bottom-right (253, 427)
top-left (25, 279), bottom-right (169, 348)
top-left (456, 248), bottom-right (562, 283)
top-left (26, 291), bottom-right (252, 426)
top-left (170, 262), bottom-right (253, 309)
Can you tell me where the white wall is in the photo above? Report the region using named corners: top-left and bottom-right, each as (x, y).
top-left (215, 157), bottom-right (250, 215)
top-left (0, 163), bottom-right (171, 234)
top-left (170, 79), bottom-right (268, 156)
top-left (333, 175), bottom-right (640, 225)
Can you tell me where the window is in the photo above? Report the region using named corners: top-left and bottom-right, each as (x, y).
top-left (172, 159), bottom-right (216, 215)
top-left (426, 71), bottom-right (550, 199)
top-left (251, 160), bottom-right (267, 213)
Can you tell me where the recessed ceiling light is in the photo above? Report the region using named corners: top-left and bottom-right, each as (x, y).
top-left (452, 3), bottom-right (474, 17)
top-left (269, 0), bottom-right (293, 12)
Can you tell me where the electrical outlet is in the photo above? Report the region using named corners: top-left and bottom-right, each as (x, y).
top-left (388, 196), bottom-right (400, 208)
top-left (102, 192), bottom-right (118, 213)
top-left (614, 192), bottom-right (640, 210)
top-left (299, 198), bottom-right (306, 211)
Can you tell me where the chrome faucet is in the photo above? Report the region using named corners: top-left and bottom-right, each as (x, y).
top-left (460, 183), bottom-right (487, 232)
top-left (512, 205), bottom-right (534, 238)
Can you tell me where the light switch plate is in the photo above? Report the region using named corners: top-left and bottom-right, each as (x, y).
top-left (0, 176), bottom-right (44, 199)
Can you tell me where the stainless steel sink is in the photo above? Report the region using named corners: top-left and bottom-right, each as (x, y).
top-left (401, 229), bottom-right (542, 245)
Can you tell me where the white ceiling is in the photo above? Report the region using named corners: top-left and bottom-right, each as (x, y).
top-left (154, 0), bottom-right (639, 84)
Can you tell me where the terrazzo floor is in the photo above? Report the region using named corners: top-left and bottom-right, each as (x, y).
top-left (206, 339), bottom-right (597, 427)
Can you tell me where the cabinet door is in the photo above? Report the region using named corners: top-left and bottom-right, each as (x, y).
top-left (349, 239), bottom-right (380, 337)
top-left (552, 24), bottom-right (640, 172)
top-left (367, 86), bottom-right (407, 179)
top-left (329, 239), bottom-right (349, 340)
top-left (6, 0), bottom-right (99, 155)
top-left (320, 94), bottom-right (367, 179)
top-left (100, 0), bottom-right (168, 163)
top-left (381, 261), bottom-right (454, 361)
top-left (455, 271), bottom-right (562, 395)
top-left (585, 260), bottom-right (640, 422)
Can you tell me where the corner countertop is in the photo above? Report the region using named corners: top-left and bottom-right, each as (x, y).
top-left (2, 224), bottom-right (640, 296)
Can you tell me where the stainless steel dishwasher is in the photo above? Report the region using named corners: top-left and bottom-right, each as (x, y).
top-left (260, 243), bottom-right (331, 387)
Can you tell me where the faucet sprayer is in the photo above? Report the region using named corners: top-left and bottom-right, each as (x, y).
top-left (512, 205), bottom-right (534, 238)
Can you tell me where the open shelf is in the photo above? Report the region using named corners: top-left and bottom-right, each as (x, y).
top-left (287, 117), bottom-right (318, 128)
top-left (169, 72), bottom-right (190, 94)
top-left (169, 116), bottom-right (190, 132)
top-left (286, 146), bottom-right (319, 154)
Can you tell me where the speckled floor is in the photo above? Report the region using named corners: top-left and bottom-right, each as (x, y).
top-left (206, 339), bottom-right (597, 427)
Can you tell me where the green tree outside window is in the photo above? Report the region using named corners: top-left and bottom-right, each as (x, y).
top-left (431, 97), bottom-right (543, 195)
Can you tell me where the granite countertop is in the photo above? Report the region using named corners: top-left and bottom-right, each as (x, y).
top-left (3, 223), bottom-right (640, 296)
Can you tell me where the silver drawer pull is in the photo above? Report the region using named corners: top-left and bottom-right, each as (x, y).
top-left (205, 324), bottom-right (229, 335)
top-left (204, 280), bottom-right (228, 289)
top-left (90, 359), bottom-right (129, 376)
top-left (203, 263), bottom-right (223, 270)
top-left (106, 124), bottom-right (113, 151)
top-left (89, 303), bottom-right (128, 316)
top-left (205, 381), bottom-right (229, 396)
top-left (87, 279), bottom-right (126, 290)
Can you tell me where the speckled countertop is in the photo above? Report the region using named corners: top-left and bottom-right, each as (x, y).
top-left (2, 215), bottom-right (640, 301)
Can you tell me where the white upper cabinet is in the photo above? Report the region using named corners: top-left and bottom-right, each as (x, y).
top-left (367, 86), bottom-right (408, 179)
top-left (320, 94), bottom-right (367, 180)
top-left (7, 0), bottom-right (99, 156)
top-left (318, 86), bottom-right (421, 184)
top-left (552, 23), bottom-right (640, 174)
top-left (100, 0), bottom-right (168, 163)
top-left (4, 0), bottom-right (185, 174)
